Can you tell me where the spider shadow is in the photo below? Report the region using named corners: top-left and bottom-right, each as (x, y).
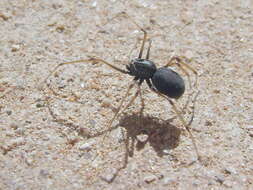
top-left (117, 113), bottom-right (181, 158)
top-left (93, 112), bottom-right (181, 183)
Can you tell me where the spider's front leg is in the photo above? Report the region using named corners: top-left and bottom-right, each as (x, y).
top-left (41, 58), bottom-right (129, 99)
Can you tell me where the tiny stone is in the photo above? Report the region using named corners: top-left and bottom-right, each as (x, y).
top-left (36, 103), bottom-right (44, 108)
top-left (144, 174), bottom-right (156, 184)
top-left (101, 98), bottom-right (112, 108)
top-left (101, 173), bottom-right (114, 183)
top-left (56, 25), bottom-right (65, 33)
top-left (91, 1), bottom-right (97, 7)
top-left (224, 167), bottom-right (237, 175)
top-left (79, 140), bottom-right (96, 151)
top-left (215, 175), bottom-right (225, 184)
top-left (100, 168), bottom-right (117, 183)
top-left (0, 12), bottom-right (11, 20)
top-left (246, 125), bottom-right (253, 130)
top-left (25, 120), bottom-right (32, 124)
top-left (80, 151), bottom-right (93, 160)
top-left (137, 134), bottom-right (149, 142)
top-left (16, 128), bottom-right (25, 135)
top-left (205, 120), bottom-right (212, 126)
top-left (11, 44), bottom-right (21, 52)
top-left (223, 180), bottom-right (233, 188)
top-left (10, 137), bottom-right (25, 147)
top-left (68, 136), bottom-right (79, 146)
top-left (80, 82), bottom-right (85, 88)
top-left (25, 158), bottom-right (34, 165)
top-left (185, 50), bottom-right (194, 59)
top-left (5, 131), bottom-right (15, 137)
top-left (40, 169), bottom-right (50, 177)
top-left (162, 149), bottom-right (171, 155)
top-left (89, 119), bottom-right (96, 128)
top-left (6, 110), bottom-right (12, 115)
top-left (213, 89), bottom-right (220, 94)
top-left (10, 123), bottom-right (18, 130)
top-left (79, 127), bottom-right (90, 137)
top-left (115, 129), bottom-right (124, 143)
top-left (163, 177), bottom-right (173, 185)
top-left (180, 11), bottom-right (193, 25)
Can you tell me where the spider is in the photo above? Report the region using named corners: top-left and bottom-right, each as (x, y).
top-left (43, 12), bottom-right (200, 163)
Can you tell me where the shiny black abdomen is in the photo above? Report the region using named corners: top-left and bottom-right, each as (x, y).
top-left (151, 67), bottom-right (185, 99)
top-left (127, 58), bottom-right (157, 79)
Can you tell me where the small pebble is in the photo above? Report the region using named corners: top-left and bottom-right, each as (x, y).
top-left (144, 174), bottom-right (156, 184)
top-left (89, 119), bottom-right (96, 128)
top-left (185, 50), bottom-right (194, 59)
top-left (79, 139), bottom-right (96, 151)
top-left (56, 25), bottom-right (65, 33)
top-left (0, 12), bottom-right (10, 20)
top-left (101, 98), bottom-right (112, 108)
top-left (223, 180), bottom-right (233, 188)
top-left (246, 125), bottom-right (253, 130)
top-left (36, 103), bottom-right (44, 108)
top-left (224, 167), bottom-right (237, 175)
top-left (249, 131), bottom-right (253, 137)
top-left (40, 169), bottom-right (50, 177)
top-left (68, 136), bottom-right (79, 146)
top-left (6, 110), bottom-right (12, 115)
top-left (25, 157), bottom-right (34, 165)
top-left (91, 1), bottom-right (97, 7)
top-left (10, 123), bottom-right (18, 130)
top-left (16, 128), bottom-right (25, 135)
top-left (180, 11), bottom-right (193, 25)
top-left (115, 128), bottom-right (124, 143)
top-left (0, 87), bottom-right (5, 92)
top-left (215, 175), bottom-right (225, 184)
top-left (101, 168), bottom-right (117, 183)
top-left (80, 82), bottom-right (85, 88)
top-left (136, 134), bottom-right (149, 142)
top-left (4, 137), bottom-right (26, 153)
top-left (205, 120), bottom-right (212, 126)
top-left (11, 44), bottom-right (21, 52)
top-left (162, 147), bottom-right (170, 155)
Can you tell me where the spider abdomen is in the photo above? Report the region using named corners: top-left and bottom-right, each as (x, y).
top-left (151, 67), bottom-right (185, 99)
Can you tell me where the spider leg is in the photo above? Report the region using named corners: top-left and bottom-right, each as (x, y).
top-left (186, 90), bottom-right (200, 128)
top-left (146, 40), bottom-right (152, 60)
top-left (105, 79), bottom-right (137, 131)
top-left (119, 79), bottom-right (144, 115)
top-left (164, 56), bottom-right (198, 88)
top-left (40, 58), bottom-right (129, 101)
top-left (42, 58), bottom-right (128, 85)
top-left (138, 84), bottom-right (145, 115)
top-left (86, 80), bottom-right (143, 139)
top-left (137, 25), bottom-right (147, 59)
top-left (94, 79), bottom-right (137, 153)
top-left (99, 79), bottom-right (142, 142)
top-left (90, 80), bottom-right (136, 163)
top-left (94, 80), bottom-right (141, 171)
top-left (101, 128), bottom-right (130, 183)
top-left (166, 95), bottom-right (200, 161)
top-left (109, 12), bottom-right (147, 59)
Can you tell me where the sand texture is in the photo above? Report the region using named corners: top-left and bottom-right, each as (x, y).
top-left (0, 0), bottom-right (252, 189)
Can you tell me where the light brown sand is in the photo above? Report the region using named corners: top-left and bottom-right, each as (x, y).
top-left (0, 0), bottom-right (252, 189)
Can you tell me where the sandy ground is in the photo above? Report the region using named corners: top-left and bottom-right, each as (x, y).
top-left (0, 0), bottom-right (253, 189)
